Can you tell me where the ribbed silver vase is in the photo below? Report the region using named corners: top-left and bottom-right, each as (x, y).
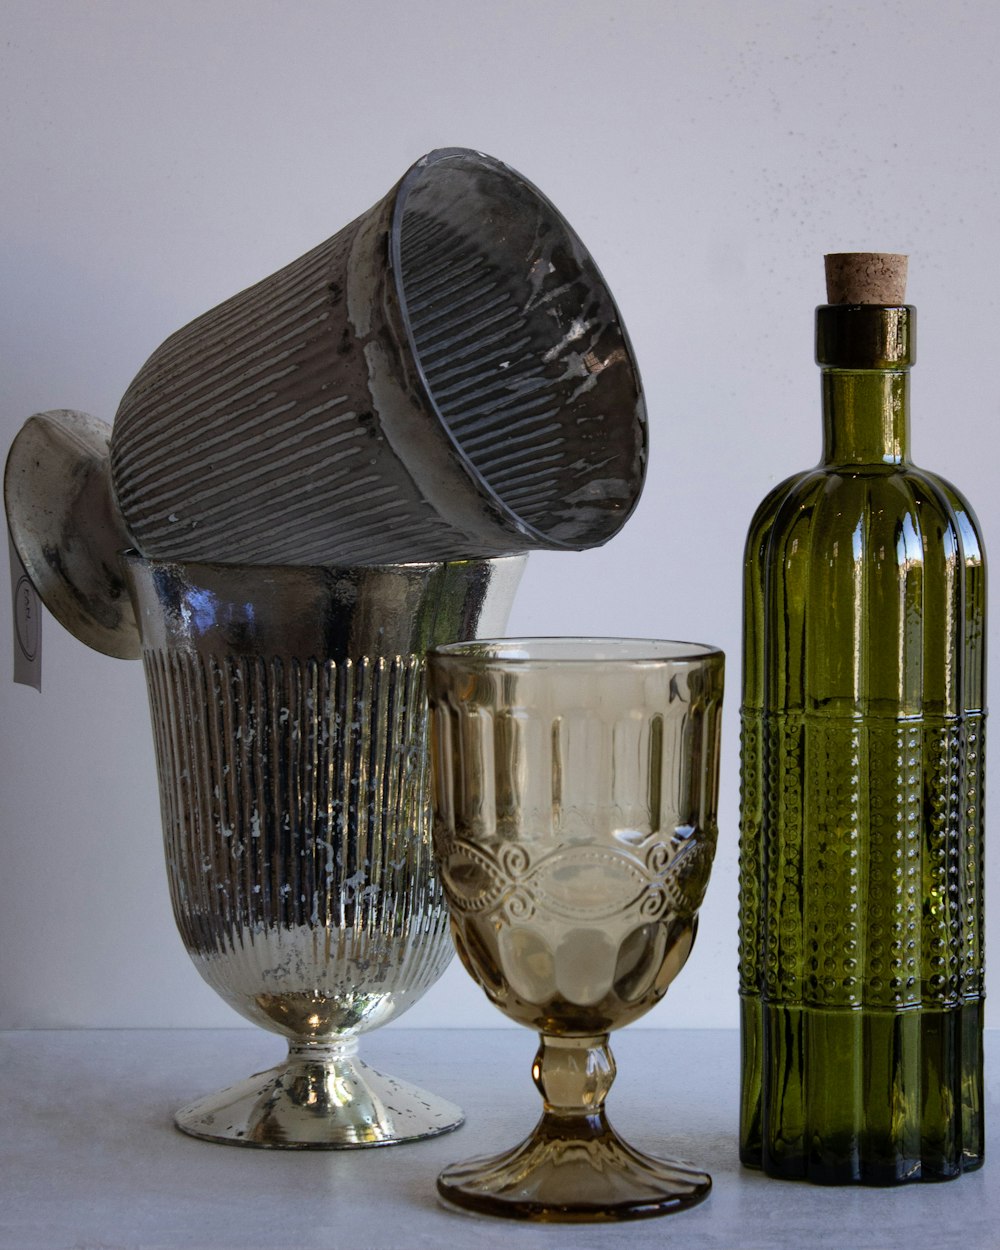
top-left (124, 553), bottom-right (524, 1147)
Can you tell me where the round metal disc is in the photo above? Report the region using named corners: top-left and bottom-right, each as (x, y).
top-left (4, 410), bottom-right (140, 659)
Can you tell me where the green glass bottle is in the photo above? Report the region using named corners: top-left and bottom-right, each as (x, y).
top-left (739, 254), bottom-right (987, 1184)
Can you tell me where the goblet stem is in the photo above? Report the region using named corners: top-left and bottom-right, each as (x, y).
top-left (533, 1033), bottom-right (616, 1117)
top-left (436, 1032), bottom-right (711, 1222)
top-left (174, 1036), bottom-right (463, 1149)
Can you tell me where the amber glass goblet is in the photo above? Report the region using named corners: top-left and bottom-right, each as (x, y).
top-left (426, 638), bottom-right (725, 1221)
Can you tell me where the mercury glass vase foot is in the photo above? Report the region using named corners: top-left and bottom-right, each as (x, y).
top-left (437, 1035), bottom-right (710, 1221)
top-left (175, 1039), bottom-right (463, 1149)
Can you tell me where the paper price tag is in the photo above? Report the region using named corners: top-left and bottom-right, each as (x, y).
top-left (8, 530), bottom-right (41, 690)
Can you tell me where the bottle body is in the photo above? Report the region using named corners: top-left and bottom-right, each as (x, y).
top-left (738, 304), bottom-right (987, 1183)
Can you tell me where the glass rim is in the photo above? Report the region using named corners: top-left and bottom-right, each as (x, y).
top-left (427, 636), bottom-right (724, 667)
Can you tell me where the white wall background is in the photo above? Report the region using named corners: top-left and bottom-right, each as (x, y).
top-left (2, 0), bottom-right (998, 1033)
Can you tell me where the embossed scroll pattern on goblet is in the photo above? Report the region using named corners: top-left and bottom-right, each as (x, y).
top-left (438, 833), bottom-right (714, 1029)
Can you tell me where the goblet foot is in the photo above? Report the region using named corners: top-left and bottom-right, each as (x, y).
top-left (437, 1035), bottom-right (710, 1221)
top-left (174, 1038), bottom-right (463, 1149)
top-left (437, 1111), bottom-right (710, 1222)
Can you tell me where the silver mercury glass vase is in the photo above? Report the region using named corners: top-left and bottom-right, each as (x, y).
top-left (123, 553), bottom-right (525, 1148)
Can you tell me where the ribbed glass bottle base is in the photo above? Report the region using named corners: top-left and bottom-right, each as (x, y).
top-left (739, 996), bottom-right (984, 1184)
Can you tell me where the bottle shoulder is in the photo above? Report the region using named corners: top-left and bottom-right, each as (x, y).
top-left (745, 462), bottom-right (985, 563)
top-left (742, 460), bottom-right (987, 716)
top-left (743, 468), bottom-right (825, 561)
top-left (909, 466), bottom-right (987, 566)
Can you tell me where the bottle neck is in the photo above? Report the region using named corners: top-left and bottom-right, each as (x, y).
top-left (820, 369), bottom-right (910, 466)
top-left (815, 302), bottom-right (915, 468)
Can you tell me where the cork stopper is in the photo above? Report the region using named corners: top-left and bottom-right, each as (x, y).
top-left (824, 253), bottom-right (907, 305)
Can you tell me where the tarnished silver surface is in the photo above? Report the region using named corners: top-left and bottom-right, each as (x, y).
top-left (124, 554), bottom-right (524, 1147)
top-left (110, 148), bottom-right (647, 566)
top-left (4, 410), bottom-right (139, 658)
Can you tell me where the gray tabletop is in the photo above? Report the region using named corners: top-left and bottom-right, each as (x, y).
top-left (1, 1028), bottom-right (996, 1250)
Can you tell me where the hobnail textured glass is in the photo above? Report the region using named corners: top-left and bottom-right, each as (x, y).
top-left (427, 638), bottom-right (725, 1221)
top-left (124, 554), bottom-right (524, 1148)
